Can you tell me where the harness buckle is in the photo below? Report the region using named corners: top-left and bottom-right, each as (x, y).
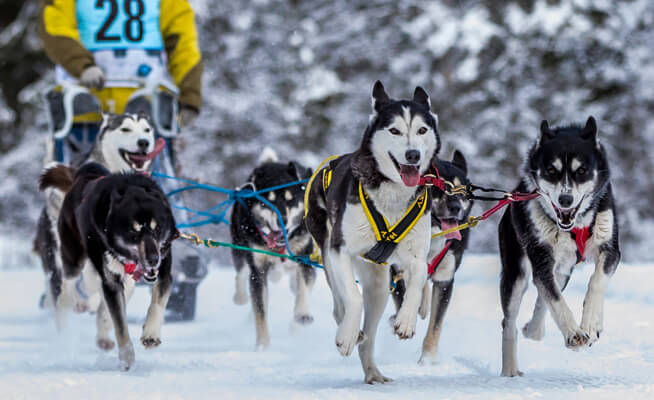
top-left (467, 216), bottom-right (481, 228)
top-left (181, 232), bottom-right (203, 246)
top-left (421, 174), bottom-right (437, 187)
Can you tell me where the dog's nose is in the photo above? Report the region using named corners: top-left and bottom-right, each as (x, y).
top-left (558, 194), bottom-right (574, 208)
top-left (405, 149), bottom-right (420, 164)
top-left (447, 202), bottom-right (462, 216)
top-left (137, 139), bottom-right (150, 151)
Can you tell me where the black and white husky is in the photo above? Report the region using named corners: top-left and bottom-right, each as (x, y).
top-left (230, 148), bottom-right (315, 350)
top-left (40, 163), bottom-right (179, 370)
top-left (499, 117), bottom-right (620, 377)
top-left (305, 81), bottom-right (440, 383)
top-left (36, 114), bottom-right (159, 317)
top-left (391, 150), bottom-right (473, 364)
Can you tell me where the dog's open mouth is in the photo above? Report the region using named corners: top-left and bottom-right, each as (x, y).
top-left (439, 218), bottom-right (462, 241)
top-left (551, 201), bottom-right (582, 231)
top-left (119, 138), bottom-right (167, 172)
top-left (119, 149), bottom-right (150, 171)
top-left (142, 267), bottom-right (159, 283)
top-left (263, 231), bottom-right (286, 253)
top-left (389, 153), bottom-right (420, 187)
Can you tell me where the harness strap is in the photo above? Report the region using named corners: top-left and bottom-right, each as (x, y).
top-left (571, 226), bottom-right (591, 263)
top-left (427, 241), bottom-right (452, 275)
top-left (359, 183), bottom-right (430, 264)
top-left (303, 155), bottom-right (340, 218)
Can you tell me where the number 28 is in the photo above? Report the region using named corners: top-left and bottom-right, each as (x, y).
top-left (95, 0), bottom-right (145, 43)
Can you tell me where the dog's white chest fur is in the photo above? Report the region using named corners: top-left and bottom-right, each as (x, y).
top-left (340, 183), bottom-right (430, 263)
top-left (528, 201), bottom-right (614, 273)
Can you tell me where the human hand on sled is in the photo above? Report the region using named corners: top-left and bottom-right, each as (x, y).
top-left (79, 65), bottom-right (106, 89)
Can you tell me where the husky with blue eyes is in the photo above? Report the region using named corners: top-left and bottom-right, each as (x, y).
top-left (499, 116), bottom-right (620, 377)
top-left (305, 81), bottom-right (440, 383)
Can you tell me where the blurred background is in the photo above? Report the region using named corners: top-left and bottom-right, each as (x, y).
top-left (1, 0), bottom-right (652, 266)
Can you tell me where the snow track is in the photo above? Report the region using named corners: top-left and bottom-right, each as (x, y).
top-left (1, 255), bottom-right (653, 399)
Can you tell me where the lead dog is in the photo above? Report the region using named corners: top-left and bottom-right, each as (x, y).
top-left (40, 162), bottom-right (179, 370)
top-left (305, 81), bottom-right (440, 383)
top-left (499, 117), bottom-right (620, 377)
top-left (391, 150), bottom-right (473, 364)
top-left (230, 148), bottom-right (315, 349)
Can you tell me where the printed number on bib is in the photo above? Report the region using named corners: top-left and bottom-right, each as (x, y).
top-left (95, 0), bottom-right (145, 43)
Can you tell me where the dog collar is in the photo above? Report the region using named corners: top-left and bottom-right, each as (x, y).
top-left (359, 182), bottom-right (430, 265)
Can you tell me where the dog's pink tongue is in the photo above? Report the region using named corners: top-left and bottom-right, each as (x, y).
top-left (400, 165), bottom-right (420, 187)
top-left (441, 220), bottom-right (462, 241)
top-left (129, 138), bottom-right (167, 161)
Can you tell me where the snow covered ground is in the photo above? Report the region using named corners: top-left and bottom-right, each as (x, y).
top-left (1, 255), bottom-right (653, 399)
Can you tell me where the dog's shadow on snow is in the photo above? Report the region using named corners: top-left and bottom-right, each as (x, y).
top-left (293, 356), bottom-right (640, 392)
top-left (391, 356), bottom-right (639, 392)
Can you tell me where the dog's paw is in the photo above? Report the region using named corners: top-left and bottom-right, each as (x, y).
top-left (581, 309), bottom-right (603, 346)
top-left (393, 308), bottom-right (416, 340)
top-left (501, 368), bottom-right (524, 377)
top-left (364, 368), bottom-right (393, 384)
top-left (522, 320), bottom-right (545, 341)
top-left (233, 291), bottom-right (248, 305)
top-left (564, 328), bottom-right (590, 350)
top-left (294, 314), bottom-right (314, 325)
top-left (97, 337), bottom-right (115, 351)
top-left (141, 335), bottom-right (162, 349)
top-left (418, 350), bottom-right (438, 366)
top-left (580, 321), bottom-right (602, 346)
top-left (118, 342), bottom-right (135, 371)
top-left (335, 326), bottom-right (364, 357)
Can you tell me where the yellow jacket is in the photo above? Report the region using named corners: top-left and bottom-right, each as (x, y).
top-left (38, 0), bottom-right (203, 111)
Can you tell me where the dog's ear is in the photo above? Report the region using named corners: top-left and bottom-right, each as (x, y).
top-left (581, 116), bottom-right (598, 146)
top-left (452, 150), bottom-right (467, 174)
top-left (372, 80), bottom-right (390, 113)
top-left (288, 161), bottom-right (311, 180)
top-left (287, 162), bottom-right (299, 179)
top-left (413, 86), bottom-right (431, 108)
top-left (539, 119), bottom-right (555, 142)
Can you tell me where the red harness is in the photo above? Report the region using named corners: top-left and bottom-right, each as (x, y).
top-left (122, 262), bottom-right (143, 281)
top-left (427, 241), bottom-right (452, 275)
top-left (571, 226), bottom-right (591, 262)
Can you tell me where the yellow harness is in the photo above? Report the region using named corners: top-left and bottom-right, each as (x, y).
top-left (304, 156), bottom-right (430, 265)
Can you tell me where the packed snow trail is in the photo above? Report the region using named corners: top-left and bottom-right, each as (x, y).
top-left (1, 255), bottom-right (653, 399)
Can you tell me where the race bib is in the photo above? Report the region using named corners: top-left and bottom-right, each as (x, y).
top-left (77, 0), bottom-right (163, 51)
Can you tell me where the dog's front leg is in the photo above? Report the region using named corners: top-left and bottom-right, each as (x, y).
top-left (328, 249), bottom-right (363, 357)
top-left (101, 274), bottom-right (134, 370)
top-left (142, 255), bottom-right (173, 348)
top-left (357, 263), bottom-right (392, 384)
top-left (393, 256), bottom-right (427, 340)
top-left (531, 256), bottom-right (589, 350)
top-left (293, 263), bottom-right (316, 325)
top-left (580, 250), bottom-right (619, 344)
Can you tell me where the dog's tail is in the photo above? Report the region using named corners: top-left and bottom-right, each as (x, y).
top-left (39, 164), bottom-right (76, 193)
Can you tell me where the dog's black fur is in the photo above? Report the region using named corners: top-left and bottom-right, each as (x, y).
top-left (230, 159), bottom-right (315, 349)
top-left (498, 117), bottom-right (620, 377)
top-left (40, 162), bottom-right (178, 370)
top-left (390, 150), bottom-right (474, 363)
